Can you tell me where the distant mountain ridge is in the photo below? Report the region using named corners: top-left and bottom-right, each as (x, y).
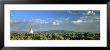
top-left (46, 30), bottom-right (74, 32)
top-left (11, 30), bottom-right (74, 33)
top-left (11, 30), bottom-right (99, 33)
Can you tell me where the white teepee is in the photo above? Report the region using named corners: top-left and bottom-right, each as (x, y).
top-left (28, 24), bottom-right (33, 33)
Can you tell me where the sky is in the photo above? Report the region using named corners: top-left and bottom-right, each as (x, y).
top-left (10, 10), bottom-right (100, 32)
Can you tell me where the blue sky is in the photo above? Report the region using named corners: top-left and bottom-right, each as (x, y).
top-left (10, 10), bottom-right (100, 32)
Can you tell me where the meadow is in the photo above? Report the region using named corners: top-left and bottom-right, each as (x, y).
top-left (10, 31), bottom-right (100, 40)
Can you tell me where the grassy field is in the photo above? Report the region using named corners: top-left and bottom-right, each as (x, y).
top-left (10, 31), bottom-right (100, 40)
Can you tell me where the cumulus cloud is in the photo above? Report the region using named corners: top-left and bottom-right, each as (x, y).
top-left (87, 11), bottom-right (95, 15)
top-left (71, 19), bottom-right (87, 25)
top-left (71, 15), bottom-right (100, 25)
top-left (26, 19), bottom-right (49, 27)
top-left (67, 10), bottom-right (95, 15)
top-left (82, 10), bottom-right (96, 16)
top-left (71, 20), bottom-right (83, 23)
top-left (52, 21), bottom-right (60, 25)
top-left (79, 10), bottom-right (99, 23)
top-left (52, 20), bottom-right (62, 25)
top-left (11, 18), bottom-right (50, 27)
top-left (30, 19), bottom-right (49, 24)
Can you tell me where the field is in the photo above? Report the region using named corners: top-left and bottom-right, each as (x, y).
top-left (10, 31), bottom-right (100, 40)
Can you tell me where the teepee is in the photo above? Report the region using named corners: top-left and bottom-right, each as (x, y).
top-left (28, 24), bottom-right (33, 33)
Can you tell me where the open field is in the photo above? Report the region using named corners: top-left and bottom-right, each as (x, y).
top-left (10, 31), bottom-right (100, 40)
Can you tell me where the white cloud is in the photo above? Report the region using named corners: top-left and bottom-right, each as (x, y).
top-left (52, 20), bottom-right (63, 25)
top-left (71, 20), bottom-right (84, 25)
top-left (75, 20), bottom-right (83, 23)
top-left (52, 21), bottom-right (60, 25)
top-left (71, 15), bottom-right (100, 25)
top-left (87, 11), bottom-right (95, 15)
top-left (30, 19), bottom-right (49, 24)
top-left (67, 10), bottom-right (96, 16)
top-left (83, 11), bottom-right (96, 16)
